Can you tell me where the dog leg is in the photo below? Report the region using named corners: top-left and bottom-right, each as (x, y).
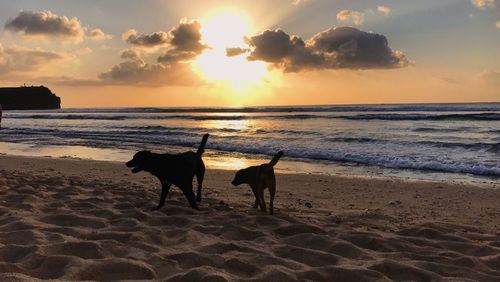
top-left (196, 161), bottom-right (205, 202)
top-left (181, 183), bottom-right (199, 210)
top-left (152, 182), bottom-right (171, 211)
top-left (251, 187), bottom-right (259, 209)
top-left (268, 177), bottom-right (276, 215)
top-left (258, 189), bottom-right (267, 212)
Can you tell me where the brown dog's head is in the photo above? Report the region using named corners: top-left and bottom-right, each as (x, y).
top-left (231, 169), bottom-right (247, 186)
top-left (126, 150), bottom-right (152, 173)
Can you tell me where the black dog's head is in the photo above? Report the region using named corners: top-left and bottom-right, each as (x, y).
top-left (231, 169), bottom-right (246, 187)
top-left (126, 150), bottom-right (152, 173)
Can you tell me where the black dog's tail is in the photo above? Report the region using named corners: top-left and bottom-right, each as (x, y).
top-left (197, 134), bottom-right (209, 156)
top-left (269, 151), bottom-right (284, 167)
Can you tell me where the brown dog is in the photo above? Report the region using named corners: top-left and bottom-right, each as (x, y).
top-left (231, 151), bottom-right (283, 215)
top-left (126, 134), bottom-right (209, 211)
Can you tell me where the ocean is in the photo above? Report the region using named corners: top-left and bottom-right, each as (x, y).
top-left (1, 103), bottom-right (499, 185)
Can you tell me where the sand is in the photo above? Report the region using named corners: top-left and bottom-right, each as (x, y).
top-left (0, 155), bottom-right (499, 281)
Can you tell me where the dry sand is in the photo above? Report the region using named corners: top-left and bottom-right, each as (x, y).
top-left (0, 155), bottom-right (499, 281)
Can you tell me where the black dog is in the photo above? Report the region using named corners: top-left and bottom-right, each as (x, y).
top-left (231, 151), bottom-right (283, 215)
top-left (126, 134), bottom-right (209, 211)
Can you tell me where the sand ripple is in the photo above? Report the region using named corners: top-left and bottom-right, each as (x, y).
top-left (0, 169), bottom-right (499, 281)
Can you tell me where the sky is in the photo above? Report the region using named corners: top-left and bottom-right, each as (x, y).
top-left (0, 0), bottom-right (498, 107)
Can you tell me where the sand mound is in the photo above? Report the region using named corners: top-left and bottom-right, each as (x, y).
top-left (0, 159), bottom-right (499, 281)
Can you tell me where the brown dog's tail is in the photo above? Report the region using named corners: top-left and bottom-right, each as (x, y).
top-left (197, 134), bottom-right (209, 156)
top-left (269, 151), bottom-right (284, 167)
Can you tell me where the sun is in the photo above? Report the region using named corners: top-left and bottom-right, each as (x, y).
top-left (200, 7), bottom-right (251, 49)
top-left (192, 8), bottom-right (269, 90)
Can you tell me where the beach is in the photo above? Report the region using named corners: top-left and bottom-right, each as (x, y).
top-left (0, 155), bottom-right (499, 281)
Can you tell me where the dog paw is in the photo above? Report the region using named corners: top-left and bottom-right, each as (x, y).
top-left (196, 195), bottom-right (202, 202)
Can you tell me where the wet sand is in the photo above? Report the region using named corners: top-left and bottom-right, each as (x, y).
top-left (0, 155), bottom-right (499, 281)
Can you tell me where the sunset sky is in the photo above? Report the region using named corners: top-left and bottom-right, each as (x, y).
top-left (0, 0), bottom-right (498, 107)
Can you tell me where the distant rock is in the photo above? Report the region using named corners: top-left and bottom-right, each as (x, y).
top-left (0, 86), bottom-right (61, 110)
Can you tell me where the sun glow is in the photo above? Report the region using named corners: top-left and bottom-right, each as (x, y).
top-left (193, 8), bottom-right (269, 91)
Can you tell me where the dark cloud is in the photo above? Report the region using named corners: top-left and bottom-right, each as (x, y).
top-left (122, 19), bottom-right (206, 52)
top-left (246, 29), bottom-right (303, 62)
top-left (168, 20), bottom-right (206, 53)
top-left (157, 20), bottom-right (207, 63)
top-left (122, 29), bottom-right (169, 47)
top-left (4, 10), bottom-right (110, 43)
top-left (309, 27), bottom-right (408, 68)
top-left (101, 19), bottom-right (207, 87)
top-left (244, 27), bottom-right (411, 72)
top-left (226, 47), bottom-right (249, 57)
top-left (5, 10), bottom-right (84, 40)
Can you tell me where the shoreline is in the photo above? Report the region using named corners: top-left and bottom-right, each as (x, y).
top-left (1, 155), bottom-right (499, 231)
top-left (1, 141), bottom-right (499, 189)
top-left (0, 155), bottom-right (499, 280)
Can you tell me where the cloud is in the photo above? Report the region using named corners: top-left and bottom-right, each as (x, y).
top-left (477, 70), bottom-right (500, 85)
top-left (4, 10), bottom-right (111, 43)
top-left (75, 47), bottom-right (92, 55)
top-left (157, 50), bottom-right (200, 64)
top-left (102, 19), bottom-right (206, 86)
top-left (470, 1), bottom-right (500, 28)
top-left (0, 44), bottom-right (9, 73)
top-left (120, 49), bottom-right (140, 60)
top-left (122, 19), bottom-right (206, 54)
top-left (5, 10), bottom-right (84, 41)
top-left (87, 28), bottom-right (112, 40)
top-left (28, 75), bottom-right (104, 86)
top-left (98, 57), bottom-right (199, 87)
top-left (156, 19), bottom-right (207, 64)
top-left (471, 0), bottom-right (497, 9)
top-left (377, 6), bottom-right (391, 15)
top-left (168, 19), bottom-right (206, 53)
top-left (226, 47), bottom-right (249, 57)
top-left (292, 0), bottom-right (310, 5)
top-left (122, 29), bottom-right (169, 47)
top-left (336, 10), bottom-right (365, 26)
top-left (99, 59), bottom-right (166, 85)
top-left (0, 44), bottom-right (67, 73)
top-left (244, 27), bottom-right (411, 72)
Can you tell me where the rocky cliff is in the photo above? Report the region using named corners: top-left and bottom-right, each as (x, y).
top-left (0, 86), bottom-right (61, 110)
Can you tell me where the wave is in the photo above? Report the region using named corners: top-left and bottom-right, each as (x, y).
top-left (2, 126), bottom-right (499, 176)
top-left (5, 112), bottom-right (500, 122)
top-left (412, 127), bottom-right (474, 133)
top-left (342, 113), bottom-right (500, 121)
top-left (327, 137), bottom-right (500, 153)
top-left (201, 142), bottom-right (500, 177)
top-left (6, 103), bottom-right (500, 114)
top-left (4, 126), bottom-right (499, 154)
